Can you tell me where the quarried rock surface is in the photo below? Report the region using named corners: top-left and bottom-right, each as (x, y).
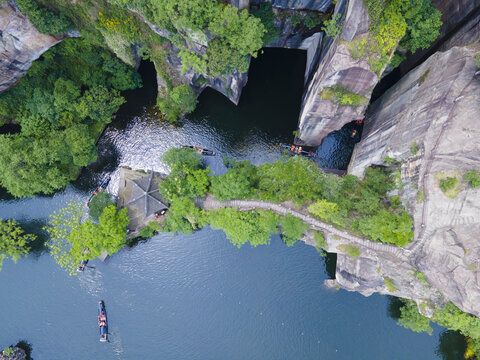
top-left (296, 0), bottom-right (378, 146)
top-left (348, 45), bottom-right (480, 316)
top-left (0, 1), bottom-right (63, 93)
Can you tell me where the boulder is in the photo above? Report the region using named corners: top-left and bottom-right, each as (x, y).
top-left (296, 0), bottom-right (378, 146)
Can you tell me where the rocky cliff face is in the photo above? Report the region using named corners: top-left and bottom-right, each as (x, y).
top-left (346, 45), bottom-right (480, 317)
top-left (0, 1), bottom-right (63, 93)
top-left (296, 0), bottom-right (378, 146)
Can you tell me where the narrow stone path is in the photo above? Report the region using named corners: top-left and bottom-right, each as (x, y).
top-left (195, 195), bottom-right (410, 260)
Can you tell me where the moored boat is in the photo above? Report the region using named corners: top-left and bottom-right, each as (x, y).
top-left (76, 259), bottom-right (88, 272)
top-left (86, 175), bottom-right (111, 206)
top-left (280, 143), bottom-right (315, 158)
top-left (181, 145), bottom-right (216, 156)
top-left (98, 300), bottom-right (108, 342)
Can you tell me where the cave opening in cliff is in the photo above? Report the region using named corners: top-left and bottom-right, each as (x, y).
top-left (191, 48), bottom-right (307, 144)
top-left (113, 59), bottom-right (158, 127)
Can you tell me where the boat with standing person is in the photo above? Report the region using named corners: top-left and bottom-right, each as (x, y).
top-left (98, 300), bottom-right (108, 342)
top-left (279, 143), bottom-right (315, 157)
top-left (181, 145), bottom-right (216, 156)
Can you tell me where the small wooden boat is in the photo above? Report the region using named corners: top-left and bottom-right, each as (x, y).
top-left (76, 259), bottom-right (88, 272)
top-left (181, 145), bottom-right (216, 156)
top-left (86, 175), bottom-right (111, 206)
top-left (98, 300), bottom-right (108, 342)
top-left (280, 143), bottom-right (315, 158)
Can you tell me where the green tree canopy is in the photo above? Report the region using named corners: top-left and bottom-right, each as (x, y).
top-left (89, 191), bottom-right (115, 221)
top-left (159, 148), bottom-right (210, 202)
top-left (162, 197), bottom-right (206, 234)
top-left (0, 219), bottom-right (36, 270)
top-left (279, 215), bottom-right (308, 246)
top-left (207, 208), bottom-right (278, 247)
top-left (45, 201), bottom-right (129, 275)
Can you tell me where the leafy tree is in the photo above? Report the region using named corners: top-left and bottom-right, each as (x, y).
top-left (163, 197), bottom-right (205, 234)
top-left (45, 201), bottom-right (86, 275)
top-left (308, 199), bottom-right (343, 225)
top-left (45, 201), bottom-right (129, 275)
top-left (206, 38), bottom-right (249, 76)
top-left (98, 205), bottom-right (129, 255)
top-left (75, 85), bottom-right (125, 124)
top-left (251, 2), bottom-right (279, 44)
top-left (0, 37), bottom-right (141, 197)
top-left (256, 156), bottom-right (324, 204)
top-left (16, 0), bottom-right (72, 36)
top-left (401, 0), bottom-right (442, 53)
top-left (159, 148), bottom-right (210, 202)
top-left (398, 299), bottom-right (433, 334)
top-left (321, 13), bottom-right (343, 39)
top-left (158, 84), bottom-right (198, 122)
top-left (0, 134), bottom-right (69, 198)
top-left (89, 192), bottom-right (115, 221)
top-left (0, 219), bottom-right (36, 270)
top-left (209, 6), bottom-right (265, 57)
top-left (210, 168), bottom-right (253, 201)
top-left (355, 209), bottom-right (413, 246)
top-left (207, 208), bottom-right (278, 247)
top-left (279, 214), bottom-right (308, 246)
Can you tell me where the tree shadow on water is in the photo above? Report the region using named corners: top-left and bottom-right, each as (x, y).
top-left (436, 330), bottom-right (466, 360)
top-left (15, 340), bottom-right (33, 360)
top-left (20, 219), bottom-right (49, 258)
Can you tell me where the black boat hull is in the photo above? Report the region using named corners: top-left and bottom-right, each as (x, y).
top-left (98, 300), bottom-right (108, 342)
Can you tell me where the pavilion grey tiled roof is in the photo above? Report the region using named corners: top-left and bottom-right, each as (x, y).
top-left (125, 171), bottom-right (167, 219)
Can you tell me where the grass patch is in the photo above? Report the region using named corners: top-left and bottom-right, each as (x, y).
top-left (336, 244), bottom-right (361, 259)
top-left (410, 142), bottom-right (419, 155)
top-left (345, 37), bottom-right (368, 59)
top-left (314, 230), bottom-right (326, 250)
top-left (384, 277), bottom-right (397, 292)
top-left (416, 189), bottom-right (424, 203)
top-left (419, 68), bottom-right (430, 85)
top-left (319, 85), bottom-right (369, 107)
top-left (415, 271), bottom-right (428, 283)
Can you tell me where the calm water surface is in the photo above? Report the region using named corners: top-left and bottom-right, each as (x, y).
top-left (0, 49), bottom-right (460, 359)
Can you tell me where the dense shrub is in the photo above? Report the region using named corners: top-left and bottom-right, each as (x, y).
top-left (439, 177), bottom-right (457, 193)
top-left (16, 0), bottom-right (72, 36)
top-left (464, 171), bottom-right (480, 189)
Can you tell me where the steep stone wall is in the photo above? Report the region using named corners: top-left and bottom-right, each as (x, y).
top-left (348, 45), bottom-right (480, 317)
top-left (296, 0), bottom-right (378, 146)
top-left (0, 1), bottom-right (63, 93)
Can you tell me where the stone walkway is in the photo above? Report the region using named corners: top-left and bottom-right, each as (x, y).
top-left (195, 195), bottom-right (410, 261)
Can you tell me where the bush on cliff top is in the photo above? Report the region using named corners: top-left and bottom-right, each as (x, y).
top-left (16, 0), bottom-right (72, 36)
